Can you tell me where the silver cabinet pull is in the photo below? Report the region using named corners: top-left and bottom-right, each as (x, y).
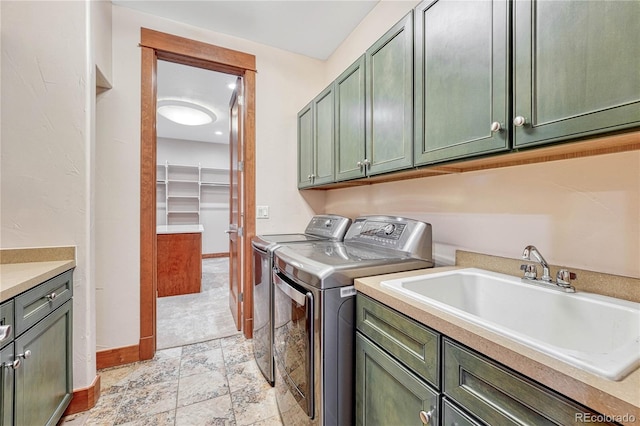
top-left (4, 350), bottom-right (32, 370)
top-left (0, 325), bottom-right (10, 342)
top-left (46, 292), bottom-right (57, 302)
top-left (4, 359), bottom-right (21, 370)
top-left (513, 116), bottom-right (527, 127)
top-left (419, 409), bottom-right (434, 424)
top-left (490, 121), bottom-right (502, 132)
top-left (362, 159), bottom-right (371, 168)
top-left (225, 229), bottom-right (237, 234)
top-left (356, 161), bottom-right (363, 169)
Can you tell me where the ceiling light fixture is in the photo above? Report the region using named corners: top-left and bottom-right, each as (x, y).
top-left (215, 131), bottom-right (223, 135)
top-left (157, 99), bottom-right (216, 126)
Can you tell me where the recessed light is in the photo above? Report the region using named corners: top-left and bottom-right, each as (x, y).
top-left (157, 100), bottom-right (216, 126)
top-left (215, 131), bottom-right (223, 135)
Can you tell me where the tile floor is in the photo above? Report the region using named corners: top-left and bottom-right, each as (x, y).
top-left (61, 336), bottom-right (282, 425)
top-left (157, 258), bottom-right (240, 349)
top-left (61, 259), bottom-right (281, 425)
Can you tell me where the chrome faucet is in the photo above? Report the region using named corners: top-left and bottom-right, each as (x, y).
top-left (521, 245), bottom-right (552, 282)
top-left (520, 245), bottom-right (576, 293)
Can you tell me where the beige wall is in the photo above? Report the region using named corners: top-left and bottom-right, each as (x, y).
top-left (95, 5), bottom-right (328, 350)
top-left (321, 0), bottom-right (640, 279)
top-left (0, 0), bottom-right (104, 388)
top-left (325, 152), bottom-right (640, 278)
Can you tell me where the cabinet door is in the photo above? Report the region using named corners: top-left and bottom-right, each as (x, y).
top-left (0, 343), bottom-right (13, 426)
top-left (313, 85), bottom-right (336, 186)
top-left (443, 339), bottom-right (609, 426)
top-left (15, 300), bottom-right (72, 426)
top-left (356, 333), bottom-right (439, 426)
top-left (415, 0), bottom-right (509, 165)
top-left (297, 102), bottom-right (314, 188)
top-left (513, 0), bottom-right (640, 147)
top-left (335, 55), bottom-right (367, 182)
top-left (366, 12), bottom-right (414, 175)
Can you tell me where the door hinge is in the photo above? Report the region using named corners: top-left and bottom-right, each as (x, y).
top-left (238, 227), bottom-right (244, 237)
top-left (239, 292), bottom-right (244, 302)
top-left (238, 161), bottom-right (244, 172)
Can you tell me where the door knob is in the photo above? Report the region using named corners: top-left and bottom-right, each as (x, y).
top-left (490, 121), bottom-right (502, 132)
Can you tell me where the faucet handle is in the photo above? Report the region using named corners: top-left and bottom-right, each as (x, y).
top-left (520, 263), bottom-right (537, 279)
top-left (556, 269), bottom-right (577, 287)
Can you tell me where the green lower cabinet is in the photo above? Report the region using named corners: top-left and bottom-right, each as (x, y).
top-left (0, 343), bottom-right (13, 426)
top-left (443, 339), bottom-right (612, 426)
top-left (356, 332), bottom-right (439, 426)
top-left (442, 398), bottom-right (482, 426)
top-left (15, 300), bottom-right (73, 426)
top-left (513, 0), bottom-right (640, 147)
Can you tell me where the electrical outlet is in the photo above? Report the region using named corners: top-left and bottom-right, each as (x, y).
top-left (257, 205), bottom-right (269, 219)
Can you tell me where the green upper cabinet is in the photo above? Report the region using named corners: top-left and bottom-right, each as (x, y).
top-left (335, 55), bottom-right (367, 181)
top-left (415, 0), bottom-right (510, 165)
top-left (513, 0), bottom-right (640, 148)
top-left (297, 102), bottom-right (314, 188)
top-left (297, 86), bottom-right (335, 189)
top-left (366, 12), bottom-right (414, 175)
top-left (314, 85), bottom-right (336, 185)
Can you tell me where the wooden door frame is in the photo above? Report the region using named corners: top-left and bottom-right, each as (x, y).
top-left (139, 28), bottom-right (256, 360)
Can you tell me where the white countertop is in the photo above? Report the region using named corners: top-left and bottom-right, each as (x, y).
top-left (156, 224), bottom-right (204, 234)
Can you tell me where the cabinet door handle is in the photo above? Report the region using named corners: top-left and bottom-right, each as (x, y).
top-left (3, 359), bottom-right (21, 370)
top-left (3, 350), bottom-right (31, 371)
top-left (419, 409), bottom-right (434, 424)
top-left (362, 159), bottom-right (371, 169)
top-left (0, 325), bottom-right (10, 342)
top-left (46, 292), bottom-right (57, 302)
top-left (490, 121), bottom-right (503, 132)
top-left (513, 116), bottom-right (527, 127)
top-left (356, 161), bottom-right (363, 169)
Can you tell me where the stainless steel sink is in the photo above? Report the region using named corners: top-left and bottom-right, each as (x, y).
top-left (381, 268), bottom-right (640, 380)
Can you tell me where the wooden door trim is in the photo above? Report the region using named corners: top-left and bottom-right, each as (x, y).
top-left (139, 28), bottom-right (256, 360)
top-left (242, 70), bottom-right (256, 337)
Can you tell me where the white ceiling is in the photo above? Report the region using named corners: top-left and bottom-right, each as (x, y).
top-left (156, 61), bottom-right (238, 144)
top-left (114, 0), bottom-right (379, 144)
top-left (113, 0), bottom-right (379, 60)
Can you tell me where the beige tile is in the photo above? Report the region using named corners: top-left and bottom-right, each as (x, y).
top-left (231, 386), bottom-right (279, 426)
top-left (180, 347), bottom-right (226, 377)
top-left (175, 394), bottom-right (235, 426)
top-left (177, 370), bottom-right (230, 407)
top-left (114, 380), bottom-right (179, 424)
top-left (117, 410), bottom-right (176, 426)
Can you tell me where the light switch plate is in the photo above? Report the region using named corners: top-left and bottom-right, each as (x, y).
top-left (257, 205), bottom-right (269, 219)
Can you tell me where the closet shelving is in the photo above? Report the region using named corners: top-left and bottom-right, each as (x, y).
top-left (157, 162), bottom-right (229, 225)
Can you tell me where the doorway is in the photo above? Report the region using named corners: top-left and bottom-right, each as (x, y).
top-left (155, 60), bottom-right (239, 349)
top-left (139, 28), bottom-right (256, 360)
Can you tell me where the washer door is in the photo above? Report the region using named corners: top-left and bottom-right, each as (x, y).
top-left (273, 270), bottom-right (314, 419)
